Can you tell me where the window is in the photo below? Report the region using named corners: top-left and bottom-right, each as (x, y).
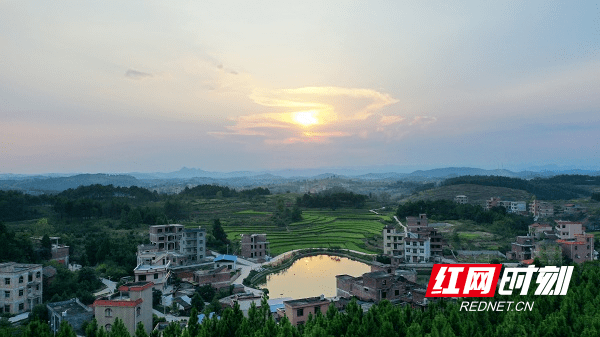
top-left (105, 324), bottom-right (112, 332)
top-left (154, 273), bottom-right (159, 279)
top-left (137, 307), bottom-right (141, 317)
top-left (28, 274), bottom-right (32, 282)
top-left (19, 289), bottom-right (23, 296)
top-left (382, 280), bottom-right (386, 285)
top-left (18, 303), bottom-right (24, 311)
top-left (297, 308), bottom-right (304, 317)
top-left (105, 308), bottom-right (112, 317)
top-left (314, 306), bottom-right (320, 314)
top-left (139, 275), bottom-right (147, 281)
top-left (18, 276), bottom-right (23, 283)
top-left (4, 291), bottom-right (9, 298)
top-left (395, 290), bottom-right (399, 296)
top-left (3, 305), bottom-right (9, 313)
top-left (36, 271), bottom-right (41, 278)
top-left (382, 292), bottom-right (387, 299)
top-left (3, 278), bottom-right (9, 285)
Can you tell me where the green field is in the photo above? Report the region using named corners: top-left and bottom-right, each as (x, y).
top-left (222, 209), bottom-right (387, 256)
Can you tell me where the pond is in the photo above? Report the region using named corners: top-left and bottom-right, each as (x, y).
top-left (257, 254), bottom-right (371, 299)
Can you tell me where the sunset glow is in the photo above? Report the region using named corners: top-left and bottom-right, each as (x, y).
top-left (293, 111), bottom-right (319, 127)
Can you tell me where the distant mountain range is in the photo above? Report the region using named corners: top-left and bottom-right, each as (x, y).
top-left (1, 166), bottom-right (599, 194)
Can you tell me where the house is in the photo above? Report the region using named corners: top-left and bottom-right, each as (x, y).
top-left (557, 233), bottom-right (595, 264)
top-left (92, 282), bottom-right (153, 336)
top-left (454, 195), bottom-right (468, 204)
top-left (506, 236), bottom-right (534, 261)
top-left (0, 262), bottom-right (43, 315)
top-left (554, 221), bottom-right (584, 240)
top-left (528, 223), bottom-right (553, 238)
top-left (283, 296), bottom-right (330, 326)
top-left (530, 200), bottom-right (554, 217)
top-left (406, 214), bottom-right (428, 227)
top-left (31, 237), bottom-right (70, 266)
top-left (382, 225), bottom-right (405, 265)
top-left (47, 298), bottom-right (93, 336)
top-left (214, 255), bottom-right (237, 270)
top-left (194, 266), bottom-right (231, 290)
top-left (336, 271), bottom-right (420, 303)
top-left (240, 234), bottom-right (269, 260)
top-left (134, 225), bottom-right (207, 291)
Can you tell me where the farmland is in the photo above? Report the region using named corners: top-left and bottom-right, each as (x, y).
top-left (221, 209), bottom-right (388, 256)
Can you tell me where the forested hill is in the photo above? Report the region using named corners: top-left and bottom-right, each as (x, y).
top-left (442, 175), bottom-right (595, 200)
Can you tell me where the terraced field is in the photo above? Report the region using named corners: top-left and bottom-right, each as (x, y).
top-left (222, 209), bottom-right (387, 256)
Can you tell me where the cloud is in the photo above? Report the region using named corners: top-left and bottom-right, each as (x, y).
top-left (125, 69), bottom-right (153, 80)
top-left (210, 86), bottom-right (439, 144)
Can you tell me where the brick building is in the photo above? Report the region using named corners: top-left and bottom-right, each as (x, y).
top-left (93, 282), bottom-right (153, 336)
top-left (0, 262), bottom-right (43, 315)
top-left (194, 266), bottom-right (232, 290)
top-left (506, 236), bottom-right (534, 261)
top-left (283, 296), bottom-right (330, 326)
top-left (406, 214), bottom-right (428, 227)
top-left (240, 234), bottom-right (269, 259)
top-left (336, 271), bottom-right (421, 303)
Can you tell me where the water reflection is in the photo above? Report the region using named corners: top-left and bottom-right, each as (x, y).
top-left (258, 254), bottom-right (371, 299)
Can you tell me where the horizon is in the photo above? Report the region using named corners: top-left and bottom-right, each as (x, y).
top-left (3, 163), bottom-right (600, 178)
top-left (2, 2), bottom-right (600, 174)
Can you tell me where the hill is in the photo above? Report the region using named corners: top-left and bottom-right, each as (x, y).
top-left (401, 184), bottom-right (532, 205)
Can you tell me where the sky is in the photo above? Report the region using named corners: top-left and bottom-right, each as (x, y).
top-left (1, 1), bottom-right (600, 174)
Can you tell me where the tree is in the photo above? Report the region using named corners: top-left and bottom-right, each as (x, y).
top-left (134, 322), bottom-right (148, 337)
top-left (22, 320), bottom-right (52, 337)
top-left (212, 219), bottom-right (229, 245)
top-left (85, 319), bottom-right (99, 337)
top-left (56, 321), bottom-right (76, 337)
top-left (191, 292), bottom-right (205, 312)
top-left (109, 318), bottom-right (131, 337)
top-left (40, 234), bottom-right (52, 260)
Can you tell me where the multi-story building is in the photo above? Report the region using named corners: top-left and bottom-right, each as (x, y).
top-left (557, 233), bottom-right (595, 264)
top-left (47, 298), bottom-right (93, 336)
top-left (382, 225), bottom-right (405, 264)
top-left (454, 195), bottom-right (468, 204)
top-left (506, 236), bottom-right (534, 261)
top-left (240, 234), bottom-right (269, 259)
top-left (404, 232), bottom-right (430, 263)
top-left (404, 225), bottom-right (443, 263)
top-left (135, 225), bottom-right (206, 290)
top-left (283, 296), bottom-right (330, 326)
top-left (510, 201), bottom-right (527, 214)
top-left (530, 200), bottom-right (554, 218)
top-left (93, 282), bottom-right (153, 336)
top-left (554, 221), bottom-right (584, 240)
top-left (0, 263), bottom-right (43, 315)
top-left (405, 214), bottom-right (428, 227)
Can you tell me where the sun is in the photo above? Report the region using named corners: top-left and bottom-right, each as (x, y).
top-left (293, 110), bottom-right (319, 127)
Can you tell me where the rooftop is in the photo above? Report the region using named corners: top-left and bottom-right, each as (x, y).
top-left (284, 296), bottom-right (329, 307)
top-left (47, 298), bottom-right (92, 316)
top-left (214, 255), bottom-right (238, 262)
top-left (0, 262), bottom-right (42, 273)
top-left (363, 271), bottom-right (390, 279)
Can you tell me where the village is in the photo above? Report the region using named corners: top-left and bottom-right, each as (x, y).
top-left (1, 189), bottom-right (596, 336)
